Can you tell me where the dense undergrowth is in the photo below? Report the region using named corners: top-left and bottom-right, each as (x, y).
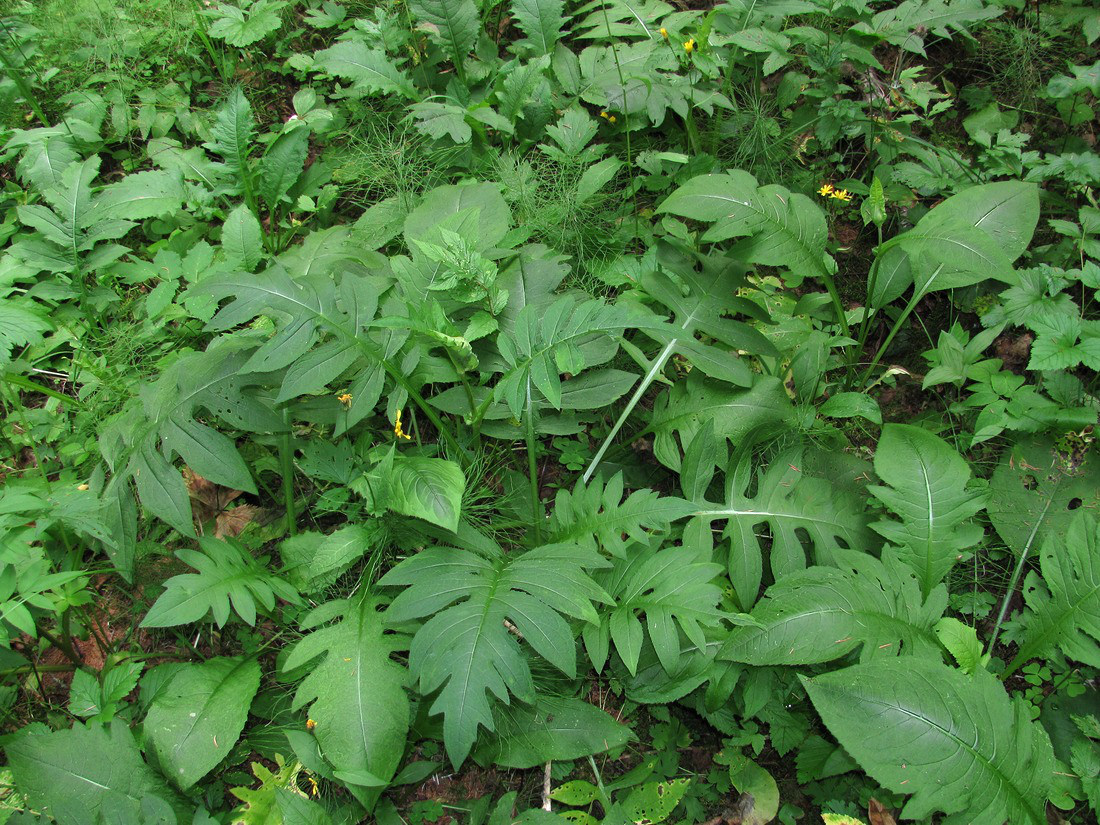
top-left (1, 0), bottom-right (1099, 822)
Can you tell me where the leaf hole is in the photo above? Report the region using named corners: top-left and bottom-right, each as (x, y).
top-left (1068, 497), bottom-right (1082, 510)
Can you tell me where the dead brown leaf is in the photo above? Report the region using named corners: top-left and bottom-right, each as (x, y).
top-left (215, 504), bottom-right (263, 538)
top-left (867, 798), bottom-right (897, 825)
top-left (183, 468), bottom-right (260, 536)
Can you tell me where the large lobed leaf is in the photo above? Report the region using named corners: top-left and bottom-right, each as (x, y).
top-left (869, 424), bottom-right (987, 596)
top-left (283, 595), bottom-right (409, 808)
top-left (649, 373), bottom-right (795, 473)
top-left (547, 472), bottom-right (693, 558)
top-left (989, 435), bottom-right (1100, 559)
top-left (1008, 512), bottom-right (1100, 676)
top-left (803, 658), bottom-right (1054, 824)
top-left (511, 0), bottom-right (566, 54)
top-left (582, 536), bottom-right (726, 676)
top-left (496, 296), bottom-right (638, 418)
top-left (141, 537), bottom-right (300, 628)
top-left (693, 446), bottom-right (875, 608)
top-left (380, 541), bottom-right (611, 767)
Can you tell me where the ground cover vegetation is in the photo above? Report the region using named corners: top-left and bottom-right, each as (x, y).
top-left (0, 0), bottom-right (1098, 821)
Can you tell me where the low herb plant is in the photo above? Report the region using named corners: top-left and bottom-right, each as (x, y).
top-left (0, 0), bottom-right (1099, 822)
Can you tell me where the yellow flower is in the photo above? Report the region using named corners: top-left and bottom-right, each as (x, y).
top-left (818, 183), bottom-right (835, 196)
top-left (608, 115), bottom-right (617, 123)
top-left (394, 409), bottom-right (412, 440)
top-left (660, 27), bottom-right (668, 38)
top-left (307, 776), bottom-right (319, 797)
top-left (831, 188), bottom-right (852, 202)
top-left (306, 718), bottom-right (316, 732)
top-left (336, 392), bottom-right (352, 407)
top-left (683, 38), bottom-right (695, 54)
top-left (599, 110), bottom-right (609, 119)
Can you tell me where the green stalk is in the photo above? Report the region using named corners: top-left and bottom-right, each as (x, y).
top-left (525, 379), bottom-right (542, 544)
top-left (584, 339), bottom-right (677, 483)
top-left (279, 408), bottom-right (297, 536)
top-left (0, 44), bottom-right (49, 126)
top-left (996, 490), bottom-right (1057, 678)
top-left (2, 371), bottom-right (83, 408)
top-left (854, 266), bottom-right (943, 390)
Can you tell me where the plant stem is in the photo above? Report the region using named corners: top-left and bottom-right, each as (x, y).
top-left (995, 484), bottom-right (1058, 677)
top-left (525, 378), bottom-right (542, 544)
top-left (584, 339), bottom-right (677, 483)
top-left (855, 280), bottom-right (929, 390)
top-left (38, 626), bottom-right (82, 666)
top-left (279, 407), bottom-right (297, 536)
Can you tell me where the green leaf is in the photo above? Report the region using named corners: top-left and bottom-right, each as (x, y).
top-left (693, 446), bottom-right (874, 608)
top-left (387, 456), bottom-right (466, 532)
top-left (281, 524), bottom-right (381, 593)
top-left (496, 296), bottom-right (636, 418)
top-left (861, 175), bottom-right (886, 228)
top-left (572, 0), bottom-right (673, 39)
top-left (409, 0), bottom-right (479, 69)
top-left (802, 658), bottom-right (1054, 824)
top-left (869, 424), bottom-right (987, 596)
top-left (989, 436), bottom-right (1100, 559)
top-left (380, 540), bottom-right (611, 767)
top-left (208, 0), bottom-right (284, 46)
top-left (1008, 512), bottom-right (1100, 675)
top-left (912, 180), bottom-right (1039, 262)
top-left (93, 170), bottom-right (184, 221)
top-left (871, 182), bottom-right (1038, 307)
top-left (141, 537), bottom-right (300, 628)
top-left (259, 127), bottom-right (309, 211)
top-left (619, 778), bottom-right (691, 825)
top-left (721, 551), bottom-right (946, 666)
top-left (497, 57), bottom-right (551, 123)
top-left (935, 617), bottom-right (985, 674)
top-left (575, 157), bottom-right (622, 205)
top-left (161, 417), bottom-right (256, 494)
top-left (276, 789), bottom-right (336, 825)
top-left (819, 392), bottom-right (882, 425)
top-left (204, 87), bottom-right (255, 185)
top-left (477, 695), bottom-right (635, 768)
top-left (145, 656), bottom-right (261, 789)
top-left (8, 720), bottom-right (184, 825)
top-left (547, 473), bottom-right (693, 558)
top-left (725, 755), bottom-right (778, 825)
top-left (0, 299), bottom-right (52, 366)
top-left (585, 537), bottom-right (725, 675)
top-left (511, 0), bottom-right (566, 54)
top-left (222, 204), bottom-right (264, 271)
top-left (408, 101), bottom-right (473, 144)
top-left (404, 182), bottom-right (512, 255)
top-left (657, 171), bottom-right (830, 281)
top-left (649, 374), bottom-right (794, 472)
top-left (283, 595), bottom-right (409, 808)
top-left (313, 41), bottom-right (416, 98)
top-left (134, 442), bottom-right (195, 537)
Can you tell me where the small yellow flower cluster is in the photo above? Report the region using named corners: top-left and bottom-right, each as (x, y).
top-left (683, 38), bottom-right (695, 54)
top-left (336, 392), bottom-right (352, 407)
top-left (818, 183), bottom-right (852, 202)
top-left (394, 409), bottom-right (412, 440)
top-left (660, 27), bottom-right (668, 39)
top-left (599, 110), bottom-right (618, 124)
